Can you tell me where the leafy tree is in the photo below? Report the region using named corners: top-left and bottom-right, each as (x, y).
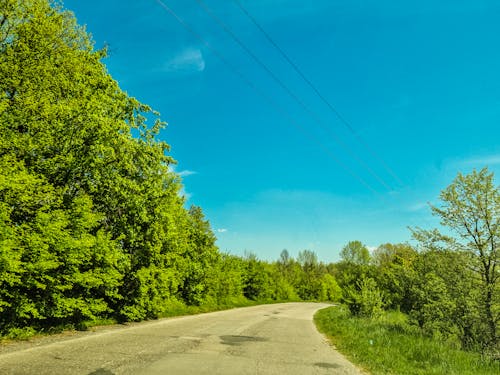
top-left (372, 243), bottom-right (416, 268)
top-left (320, 273), bottom-right (342, 302)
top-left (340, 240), bottom-right (371, 265)
top-left (408, 249), bottom-right (481, 348)
top-left (0, 158), bottom-right (127, 331)
top-left (296, 250), bottom-right (325, 300)
top-left (373, 243), bottom-right (418, 311)
top-left (268, 270), bottom-right (299, 301)
top-left (276, 251), bottom-right (303, 294)
top-left (0, 0), bottom-right (135, 330)
top-left (211, 253), bottom-right (245, 305)
top-left (0, 0), bottom-right (193, 327)
top-left (412, 168), bottom-right (499, 351)
top-left (178, 206), bottom-right (220, 306)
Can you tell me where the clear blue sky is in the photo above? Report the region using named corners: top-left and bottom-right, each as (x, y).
top-left (64, 0), bottom-right (500, 262)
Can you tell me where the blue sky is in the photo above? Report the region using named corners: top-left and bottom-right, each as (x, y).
top-left (64, 0), bottom-right (500, 262)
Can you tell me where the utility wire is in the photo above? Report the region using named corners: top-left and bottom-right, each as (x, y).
top-left (233, 0), bottom-right (405, 188)
top-left (155, 0), bottom-right (379, 194)
top-left (195, 0), bottom-right (393, 192)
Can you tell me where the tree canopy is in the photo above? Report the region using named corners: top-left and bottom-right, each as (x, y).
top-left (412, 168), bottom-right (499, 351)
top-left (0, 0), bottom-right (213, 330)
top-left (340, 240), bottom-right (371, 265)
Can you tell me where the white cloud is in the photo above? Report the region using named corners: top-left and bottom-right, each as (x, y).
top-left (217, 228), bottom-right (228, 233)
top-left (168, 165), bottom-right (197, 178)
top-left (178, 170), bottom-right (197, 177)
top-left (164, 48), bottom-right (205, 73)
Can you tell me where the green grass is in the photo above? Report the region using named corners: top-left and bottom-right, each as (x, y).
top-left (314, 306), bottom-right (499, 375)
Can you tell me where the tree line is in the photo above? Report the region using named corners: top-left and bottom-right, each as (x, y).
top-left (0, 0), bottom-right (497, 360)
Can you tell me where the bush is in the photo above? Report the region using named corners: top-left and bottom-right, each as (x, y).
top-left (5, 327), bottom-right (37, 340)
top-left (344, 277), bottom-right (384, 318)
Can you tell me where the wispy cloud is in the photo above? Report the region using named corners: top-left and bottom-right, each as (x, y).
top-left (168, 165), bottom-right (197, 178)
top-left (164, 48), bottom-right (205, 73)
top-left (217, 228), bottom-right (228, 233)
top-left (178, 170), bottom-right (197, 177)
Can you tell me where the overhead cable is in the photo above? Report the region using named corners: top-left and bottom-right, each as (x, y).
top-left (155, 0), bottom-right (379, 194)
top-left (233, 0), bottom-right (405, 188)
top-left (195, 0), bottom-right (393, 192)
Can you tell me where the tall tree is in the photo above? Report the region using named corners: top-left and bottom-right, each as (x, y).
top-left (296, 250), bottom-right (325, 300)
top-left (413, 168), bottom-right (499, 350)
top-left (0, 0), bottom-right (136, 331)
top-left (178, 206), bottom-right (220, 306)
top-left (0, 0), bottom-right (189, 328)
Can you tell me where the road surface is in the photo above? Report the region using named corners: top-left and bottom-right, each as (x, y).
top-left (0, 302), bottom-right (363, 374)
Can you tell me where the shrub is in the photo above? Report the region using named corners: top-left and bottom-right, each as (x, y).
top-left (344, 277), bottom-right (384, 318)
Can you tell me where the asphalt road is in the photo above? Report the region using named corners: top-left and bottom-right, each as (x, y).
top-left (0, 302), bottom-right (363, 374)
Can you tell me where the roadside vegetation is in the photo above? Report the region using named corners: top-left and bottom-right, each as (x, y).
top-left (315, 306), bottom-right (500, 375)
top-left (0, 1), bottom-right (498, 372)
top-left (314, 167), bottom-right (499, 370)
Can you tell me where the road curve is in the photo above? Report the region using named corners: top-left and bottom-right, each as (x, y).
top-left (0, 302), bottom-right (363, 374)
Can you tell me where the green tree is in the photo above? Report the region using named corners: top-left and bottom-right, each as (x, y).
top-left (408, 249), bottom-right (481, 348)
top-left (242, 252), bottom-right (273, 301)
top-left (178, 206), bottom-right (220, 306)
top-left (296, 250), bottom-right (326, 300)
top-left (335, 241), bottom-right (376, 304)
top-left (0, 0), bottom-right (135, 331)
top-left (340, 240), bottom-right (371, 265)
top-left (372, 243), bottom-right (416, 268)
top-left (413, 168), bottom-right (499, 351)
top-left (0, 157), bottom-right (127, 332)
top-left (0, 0), bottom-right (191, 328)
top-left (211, 253), bottom-right (245, 305)
top-left (320, 273), bottom-right (342, 302)
top-left (276, 251), bottom-right (303, 296)
top-left (373, 243), bottom-right (418, 311)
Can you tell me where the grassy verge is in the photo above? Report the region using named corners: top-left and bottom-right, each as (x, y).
top-left (314, 306), bottom-right (499, 375)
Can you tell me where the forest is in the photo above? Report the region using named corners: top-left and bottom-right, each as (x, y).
top-left (0, 0), bottom-right (498, 364)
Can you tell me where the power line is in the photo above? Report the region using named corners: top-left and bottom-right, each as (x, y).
top-left (233, 0), bottom-right (405, 189)
top-left (195, 0), bottom-right (393, 192)
top-left (155, 0), bottom-right (379, 194)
